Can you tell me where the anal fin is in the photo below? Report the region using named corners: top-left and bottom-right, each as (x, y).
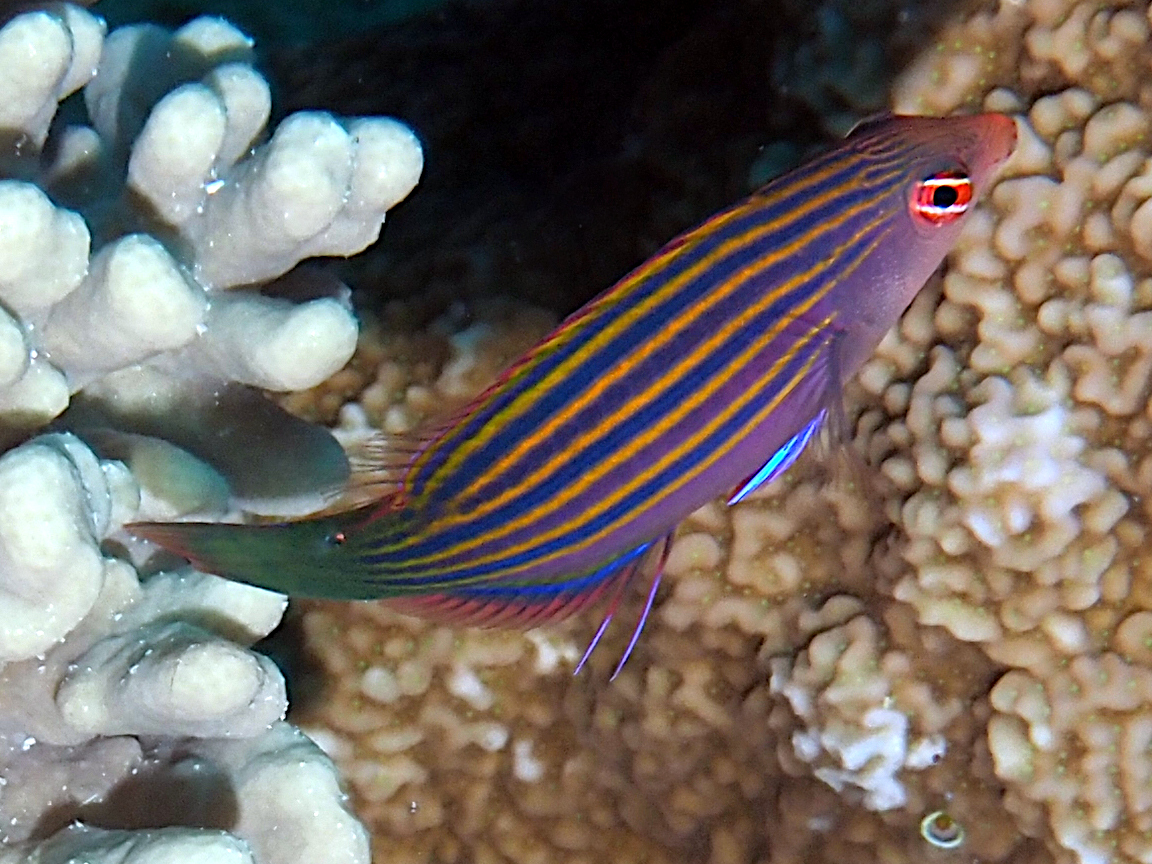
top-left (575, 533), bottom-right (672, 680)
top-left (386, 536), bottom-right (673, 681)
top-left (384, 542), bottom-right (652, 629)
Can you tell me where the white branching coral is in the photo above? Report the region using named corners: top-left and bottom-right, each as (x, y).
top-left (0, 4), bottom-right (421, 431)
top-left (769, 605), bottom-right (950, 812)
top-left (0, 433), bottom-right (114, 660)
top-left (0, 433), bottom-right (367, 864)
top-left (0, 826), bottom-right (256, 864)
top-left (0, 3), bottom-right (424, 862)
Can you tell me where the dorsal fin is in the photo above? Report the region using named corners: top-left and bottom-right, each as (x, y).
top-left (322, 341), bottom-right (542, 517)
top-left (316, 425), bottom-right (445, 515)
top-left (846, 111), bottom-right (896, 139)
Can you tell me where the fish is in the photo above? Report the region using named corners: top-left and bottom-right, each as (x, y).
top-left (130, 112), bottom-right (1016, 675)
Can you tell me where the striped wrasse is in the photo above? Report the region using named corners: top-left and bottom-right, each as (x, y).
top-left (131, 113), bottom-right (1016, 675)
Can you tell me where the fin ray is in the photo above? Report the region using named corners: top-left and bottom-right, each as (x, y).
top-left (728, 409), bottom-right (826, 504)
top-left (385, 543), bottom-right (650, 629)
top-left (319, 427), bottom-right (445, 514)
top-left (727, 328), bottom-right (864, 505)
top-left (608, 533), bottom-right (671, 679)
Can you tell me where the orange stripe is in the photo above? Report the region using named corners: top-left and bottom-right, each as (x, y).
top-left (426, 162), bottom-right (904, 507)
top-left (384, 225), bottom-right (889, 580)
top-left (415, 154), bottom-right (905, 489)
top-left (394, 204), bottom-right (892, 566)
top-left (427, 240), bottom-right (885, 578)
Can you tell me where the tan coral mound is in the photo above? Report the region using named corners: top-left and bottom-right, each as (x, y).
top-left (292, 1), bottom-right (1152, 862)
top-left (878, 1), bottom-right (1152, 861)
top-left (289, 316), bottom-right (1018, 864)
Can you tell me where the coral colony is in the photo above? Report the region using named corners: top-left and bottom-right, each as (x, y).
top-left (0, 5), bottom-right (419, 863)
top-left (291, 3), bottom-right (1152, 864)
top-left (2, 1), bottom-right (1152, 864)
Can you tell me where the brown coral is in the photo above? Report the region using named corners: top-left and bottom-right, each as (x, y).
top-left (288, 1), bottom-right (1152, 862)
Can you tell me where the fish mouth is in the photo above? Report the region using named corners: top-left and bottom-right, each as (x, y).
top-left (970, 112), bottom-right (1018, 180)
top-left (983, 112), bottom-right (1018, 164)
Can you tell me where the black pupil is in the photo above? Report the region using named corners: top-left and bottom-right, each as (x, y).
top-left (932, 184), bottom-right (959, 208)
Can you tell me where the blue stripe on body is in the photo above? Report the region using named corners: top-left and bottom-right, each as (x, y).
top-left (408, 152), bottom-right (907, 504)
top-left (355, 142), bottom-right (915, 586)
top-left (421, 165), bottom-right (904, 510)
top-left (357, 299), bottom-right (835, 582)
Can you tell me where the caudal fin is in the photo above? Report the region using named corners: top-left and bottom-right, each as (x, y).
top-left (127, 511), bottom-right (382, 599)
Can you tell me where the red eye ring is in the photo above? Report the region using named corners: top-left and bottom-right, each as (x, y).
top-left (912, 170), bottom-right (973, 224)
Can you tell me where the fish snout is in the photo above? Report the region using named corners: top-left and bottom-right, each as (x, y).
top-left (970, 112), bottom-right (1018, 184)
top-left (984, 112), bottom-right (1018, 163)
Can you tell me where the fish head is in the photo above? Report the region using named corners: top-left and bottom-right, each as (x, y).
top-left (882, 112), bottom-right (1016, 229)
top-left (833, 112), bottom-right (1017, 360)
top-left (890, 111), bottom-right (1014, 241)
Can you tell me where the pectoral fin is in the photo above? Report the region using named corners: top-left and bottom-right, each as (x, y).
top-left (727, 409), bottom-right (827, 505)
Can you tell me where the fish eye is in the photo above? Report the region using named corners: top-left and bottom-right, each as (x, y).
top-left (326, 531), bottom-right (346, 547)
top-left (911, 170), bottom-right (973, 224)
